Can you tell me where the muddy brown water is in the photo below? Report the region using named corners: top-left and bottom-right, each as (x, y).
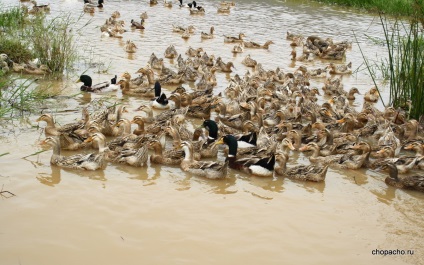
top-left (1, 0), bottom-right (423, 264)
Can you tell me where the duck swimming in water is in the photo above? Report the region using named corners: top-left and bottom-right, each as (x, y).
top-left (84, 0), bottom-right (103, 8)
top-left (131, 19), bottom-right (144, 29)
top-left (215, 135), bottom-right (276, 177)
top-left (152, 81), bottom-right (170, 109)
top-left (77, 74), bottom-right (119, 93)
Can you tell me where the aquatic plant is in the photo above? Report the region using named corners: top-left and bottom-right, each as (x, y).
top-left (0, 5), bottom-right (26, 31)
top-left (0, 73), bottom-right (55, 117)
top-left (1, 5), bottom-right (80, 73)
top-left (358, 14), bottom-right (424, 120)
top-left (28, 13), bottom-right (79, 73)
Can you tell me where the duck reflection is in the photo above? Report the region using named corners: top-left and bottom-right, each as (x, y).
top-left (37, 165), bottom-right (62, 187)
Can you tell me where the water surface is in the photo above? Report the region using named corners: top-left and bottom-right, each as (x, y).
top-left (0, 1), bottom-right (423, 265)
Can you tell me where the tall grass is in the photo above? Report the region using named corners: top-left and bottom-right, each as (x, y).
top-left (359, 14), bottom-right (424, 120)
top-left (28, 13), bottom-right (78, 73)
top-left (314, 0), bottom-right (422, 17)
top-left (0, 6), bottom-right (80, 117)
top-left (0, 5), bottom-right (26, 30)
top-left (0, 5), bottom-right (79, 73)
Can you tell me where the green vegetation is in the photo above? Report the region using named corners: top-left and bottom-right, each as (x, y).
top-left (0, 6), bottom-right (78, 71)
top-left (0, 73), bottom-right (53, 117)
top-left (359, 15), bottom-right (424, 120)
top-left (0, 5), bottom-right (79, 117)
top-left (314, 0), bottom-right (423, 17)
top-left (29, 13), bottom-right (78, 73)
top-left (321, 0), bottom-right (424, 119)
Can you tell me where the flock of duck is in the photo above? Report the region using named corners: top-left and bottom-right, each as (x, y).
top-left (34, 1), bottom-right (424, 193)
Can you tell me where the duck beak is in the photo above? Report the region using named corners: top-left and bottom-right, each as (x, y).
top-left (403, 144), bottom-right (413, 150)
top-left (336, 118), bottom-right (345, 124)
top-left (287, 141), bottom-right (296, 151)
top-left (76, 78), bottom-right (81, 83)
top-left (35, 117), bottom-right (41, 122)
top-left (84, 136), bottom-right (93, 143)
top-left (211, 138), bottom-right (224, 149)
top-left (298, 145), bottom-right (307, 152)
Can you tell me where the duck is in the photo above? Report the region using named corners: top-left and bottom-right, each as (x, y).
top-left (190, 6), bottom-right (205, 15)
top-left (241, 54), bottom-right (257, 67)
top-left (201, 26), bottom-right (215, 39)
top-left (217, 5), bottom-right (231, 13)
top-left (216, 60), bottom-right (235, 72)
top-left (290, 50), bottom-right (309, 61)
top-left (168, 93), bottom-right (215, 119)
top-left (36, 113), bottom-right (84, 137)
top-left (118, 78), bottom-right (155, 98)
top-left (364, 87), bottom-right (380, 103)
top-left (404, 141), bottom-right (424, 157)
top-left (140, 11), bottom-right (148, 19)
top-left (148, 139), bottom-right (185, 166)
top-left (130, 116), bottom-right (165, 136)
top-left (164, 0), bottom-right (173, 8)
top-left (286, 31), bottom-right (302, 41)
top-left (179, 141), bottom-right (228, 179)
top-left (378, 163), bottom-right (424, 192)
top-left (130, 19), bottom-right (144, 29)
top-left (232, 43), bottom-right (244, 53)
top-left (84, 0), bottom-right (103, 8)
top-left (151, 81), bottom-right (170, 109)
top-left (178, 0), bottom-right (197, 8)
top-left (215, 135), bottom-right (276, 177)
top-left (77, 74), bottom-right (119, 93)
top-left (83, 4), bottom-right (95, 13)
top-left (172, 25), bottom-right (195, 33)
top-left (274, 153), bottom-right (329, 182)
top-left (113, 141), bottom-right (149, 167)
top-left (164, 45), bottom-right (178, 59)
top-left (299, 142), bottom-right (345, 165)
top-left (41, 135), bottom-right (107, 170)
top-left (332, 141), bottom-right (372, 170)
top-left (125, 40), bottom-right (137, 53)
top-left (327, 62), bottom-right (352, 75)
top-left (196, 120), bottom-right (219, 158)
top-left (220, 1), bottom-right (235, 6)
top-left (150, 0), bottom-right (158, 5)
top-left (30, 0), bottom-right (50, 12)
top-left (181, 29), bottom-right (191, 39)
top-left (224, 33), bottom-right (246, 43)
top-left (346, 87), bottom-right (361, 100)
top-left (243, 40), bottom-right (274, 49)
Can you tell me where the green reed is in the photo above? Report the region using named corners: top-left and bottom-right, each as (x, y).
top-left (28, 13), bottom-right (79, 74)
top-left (0, 74), bottom-right (54, 117)
top-left (359, 13), bottom-right (424, 120)
top-left (314, 0), bottom-right (421, 17)
top-left (0, 5), bottom-right (26, 30)
top-left (1, 5), bottom-right (79, 73)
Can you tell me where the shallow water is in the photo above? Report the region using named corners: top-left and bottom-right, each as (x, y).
top-left (1, 0), bottom-right (423, 265)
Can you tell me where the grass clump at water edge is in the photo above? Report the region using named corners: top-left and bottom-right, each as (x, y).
top-left (358, 14), bottom-right (424, 120)
top-left (313, 0), bottom-right (424, 18)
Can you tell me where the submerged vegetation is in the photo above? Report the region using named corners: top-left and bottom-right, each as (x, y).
top-left (0, 5), bottom-right (79, 117)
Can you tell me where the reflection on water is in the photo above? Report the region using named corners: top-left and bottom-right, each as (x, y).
top-left (0, 0), bottom-right (423, 265)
